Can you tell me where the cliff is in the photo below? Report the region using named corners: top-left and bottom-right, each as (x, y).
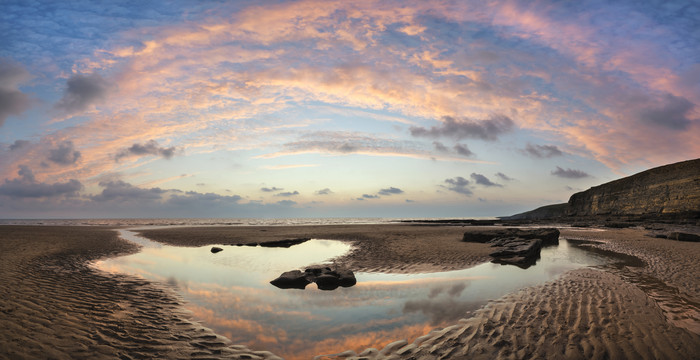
top-left (502, 158), bottom-right (700, 221)
top-left (567, 158), bottom-right (700, 218)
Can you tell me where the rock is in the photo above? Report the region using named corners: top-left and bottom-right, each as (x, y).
top-left (335, 268), bottom-right (357, 287)
top-left (271, 266), bottom-right (356, 290)
top-left (486, 237), bottom-right (543, 269)
top-left (258, 238), bottom-right (310, 248)
top-left (315, 274), bottom-right (340, 290)
top-left (210, 247), bottom-right (223, 253)
top-left (270, 270), bottom-right (311, 289)
top-left (463, 228), bottom-right (559, 246)
top-left (667, 232), bottom-right (700, 242)
top-left (567, 158), bottom-right (700, 218)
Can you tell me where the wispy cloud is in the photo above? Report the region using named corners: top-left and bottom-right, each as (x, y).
top-left (522, 143), bottom-right (564, 158)
top-left (0, 58), bottom-right (32, 127)
top-left (115, 140), bottom-right (179, 162)
top-left (551, 166), bottom-right (591, 179)
top-left (378, 187), bottom-right (404, 196)
top-left (470, 173), bottom-right (502, 187)
top-left (410, 115), bottom-right (515, 141)
top-left (442, 177), bottom-right (472, 196)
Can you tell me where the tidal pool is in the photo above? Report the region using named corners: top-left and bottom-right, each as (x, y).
top-left (95, 229), bottom-right (616, 359)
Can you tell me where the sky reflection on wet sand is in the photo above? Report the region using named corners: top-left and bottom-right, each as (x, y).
top-left (94, 230), bottom-right (613, 358)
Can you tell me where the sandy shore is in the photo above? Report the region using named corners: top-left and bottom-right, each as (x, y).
top-left (1, 224), bottom-right (699, 359)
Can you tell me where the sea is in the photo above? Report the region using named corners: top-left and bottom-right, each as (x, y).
top-left (0, 217), bottom-right (496, 227)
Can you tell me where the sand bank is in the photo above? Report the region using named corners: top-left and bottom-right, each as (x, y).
top-left (1, 224), bottom-right (698, 359)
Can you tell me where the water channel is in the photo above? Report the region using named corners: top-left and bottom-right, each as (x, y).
top-left (95, 229), bottom-right (619, 358)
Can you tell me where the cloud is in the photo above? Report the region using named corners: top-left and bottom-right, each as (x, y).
top-left (522, 143), bottom-right (564, 158)
top-left (261, 187), bottom-right (283, 192)
top-left (442, 177), bottom-right (472, 196)
top-left (167, 191), bottom-right (243, 206)
top-left (433, 141), bottom-right (449, 152)
top-left (315, 188), bottom-right (333, 195)
top-left (9, 140), bottom-right (30, 151)
top-left (410, 115), bottom-right (515, 141)
top-left (275, 191), bottom-right (299, 197)
top-left (362, 194), bottom-right (379, 199)
top-left (91, 180), bottom-right (166, 202)
top-left (453, 144), bottom-right (473, 157)
top-left (114, 140), bottom-right (178, 162)
top-left (0, 58), bottom-right (32, 126)
top-left (470, 173), bottom-right (502, 187)
top-left (551, 166), bottom-right (591, 179)
top-left (638, 93), bottom-right (696, 130)
top-left (54, 73), bottom-right (109, 115)
top-left (378, 187), bottom-right (404, 196)
top-left (495, 172), bottom-right (514, 181)
top-left (48, 140), bottom-right (81, 165)
top-left (276, 200), bottom-right (297, 206)
top-left (0, 165), bottom-right (82, 198)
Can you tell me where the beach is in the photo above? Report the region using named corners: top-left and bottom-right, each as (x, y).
top-left (1, 224), bottom-right (698, 359)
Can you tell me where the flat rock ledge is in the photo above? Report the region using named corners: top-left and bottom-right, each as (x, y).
top-left (270, 265), bottom-right (357, 290)
top-left (463, 228), bottom-right (560, 268)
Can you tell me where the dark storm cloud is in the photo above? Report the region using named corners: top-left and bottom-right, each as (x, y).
top-left (315, 188), bottom-right (333, 195)
top-left (410, 114), bottom-right (515, 141)
top-left (442, 177), bottom-right (472, 196)
top-left (495, 172), bottom-right (514, 181)
top-left (54, 73), bottom-right (109, 114)
top-left (48, 140), bottom-right (81, 165)
top-left (453, 144), bottom-right (473, 156)
top-left (0, 165), bottom-right (82, 198)
top-left (522, 143), bottom-right (564, 158)
top-left (115, 140), bottom-right (178, 162)
top-left (276, 191), bottom-right (299, 197)
top-left (638, 94), bottom-right (697, 130)
top-left (551, 166), bottom-right (591, 179)
top-left (261, 187), bottom-right (283, 192)
top-left (9, 140), bottom-right (30, 151)
top-left (470, 173), bottom-right (502, 187)
top-left (378, 187), bottom-right (404, 195)
top-left (0, 58), bottom-right (32, 127)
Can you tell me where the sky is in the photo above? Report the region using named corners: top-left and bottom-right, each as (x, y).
top-left (1, 0), bottom-right (699, 219)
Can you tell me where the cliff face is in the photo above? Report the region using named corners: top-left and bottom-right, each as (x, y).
top-left (566, 158), bottom-right (700, 217)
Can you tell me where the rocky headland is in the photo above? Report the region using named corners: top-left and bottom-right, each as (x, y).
top-left (503, 158), bottom-right (700, 224)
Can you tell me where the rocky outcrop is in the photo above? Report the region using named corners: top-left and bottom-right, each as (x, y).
top-left (270, 266), bottom-right (357, 290)
top-left (462, 228), bottom-right (560, 246)
top-left (567, 158), bottom-right (700, 218)
top-left (501, 203), bottom-right (568, 221)
top-left (488, 237), bottom-right (543, 268)
top-left (463, 228), bottom-right (560, 268)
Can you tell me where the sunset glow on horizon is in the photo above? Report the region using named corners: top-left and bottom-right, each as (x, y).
top-left (1, 0), bottom-right (699, 218)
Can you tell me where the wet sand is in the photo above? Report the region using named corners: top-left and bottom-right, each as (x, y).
top-left (1, 224), bottom-right (698, 359)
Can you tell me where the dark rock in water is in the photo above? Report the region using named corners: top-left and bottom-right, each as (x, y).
top-left (667, 232), bottom-right (700, 242)
top-left (210, 247), bottom-right (223, 253)
top-left (335, 268), bottom-right (357, 287)
top-left (258, 238), bottom-right (311, 248)
top-left (270, 270), bottom-right (311, 289)
top-left (271, 266), bottom-right (356, 290)
top-left (463, 228), bottom-right (559, 246)
top-left (315, 274), bottom-right (340, 290)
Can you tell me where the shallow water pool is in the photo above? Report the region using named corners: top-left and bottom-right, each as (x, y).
top-left (95, 230), bottom-right (616, 359)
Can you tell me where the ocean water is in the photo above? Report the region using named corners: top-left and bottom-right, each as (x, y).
top-left (0, 217), bottom-right (496, 226)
